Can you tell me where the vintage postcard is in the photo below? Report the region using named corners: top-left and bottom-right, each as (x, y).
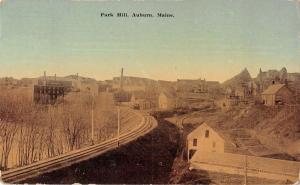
top-left (0, 0), bottom-right (300, 184)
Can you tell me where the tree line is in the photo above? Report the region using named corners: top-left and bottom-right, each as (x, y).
top-left (0, 88), bottom-right (117, 170)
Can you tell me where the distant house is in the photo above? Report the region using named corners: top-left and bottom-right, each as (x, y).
top-left (261, 84), bottom-right (294, 106)
top-left (176, 78), bottom-right (208, 93)
top-left (80, 81), bottom-right (99, 96)
top-left (111, 76), bottom-right (157, 92)
top-left (158, 91), bottom-right (177, 110)
top-left (226, 84), bottom-right (253, 99)
top-left (113, 90), bottom-right (131, 103)
top-left (33, 85), bottom-right (65, 104)
top-left (234, 87), bottom-right (246, 98)
top-left (98, 81), bottom-right (112, 92)
top-left (187, 122), bottom-right (239, 160)
top-left (206, 81), bottom-right (221, 93)
top-left (130, 91), bottom-right (158, 110)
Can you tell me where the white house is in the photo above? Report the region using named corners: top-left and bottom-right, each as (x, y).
top-left (187, 122), bottom-right (239, 160)
top-left (158, 91), bottom-right (177, 110)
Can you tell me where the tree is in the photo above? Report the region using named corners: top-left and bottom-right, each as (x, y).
top-left (60, 105), bottom-right (88, 151)
top-left (0, 121), bottom-right (18, 170)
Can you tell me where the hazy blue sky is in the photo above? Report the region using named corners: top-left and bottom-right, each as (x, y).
top-left (0, 0), bottom-right (299, 81)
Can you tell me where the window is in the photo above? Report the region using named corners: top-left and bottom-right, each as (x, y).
top-left (212, 142), bottom-right (216, 148)
top-left (193, 139), bottom-right (197, 146)
top-left (205, 130), bottom-right (210, 138)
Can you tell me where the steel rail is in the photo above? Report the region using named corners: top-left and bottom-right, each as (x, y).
top-left (3, 116), bottom-right (152, 183)
top-left (2, 114), bottom-right (157, 183)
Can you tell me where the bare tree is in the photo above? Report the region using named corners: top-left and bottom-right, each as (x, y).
top-left (43, 107), bottom-right (60, 158)
top-left (0, 121), bottom-right (18, 170)
top-left (0, 90), bottom-right (23, 170)
top-left (17, 119), bottom-right (40, 166)
top-left (60, 105), bottom-right (88, 151)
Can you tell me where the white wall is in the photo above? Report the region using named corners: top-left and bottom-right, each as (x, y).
top-left (187, 123), bottom-right (225, 154)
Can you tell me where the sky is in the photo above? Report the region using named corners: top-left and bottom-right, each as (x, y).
top-left (0, 0), bottom-right (300, 82)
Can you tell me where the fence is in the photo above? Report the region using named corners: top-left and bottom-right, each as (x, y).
top-left (190, 151), bottom-right (300, 181)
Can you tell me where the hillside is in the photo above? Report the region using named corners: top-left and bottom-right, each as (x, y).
top-left (225, 105), bottom-right (299, 139)
top-left (216, 104), bottom-right (300, 159)
top-left (209, 105), bottom-right (300, 160)
top-left (170, 104), bottom-right (300, 160)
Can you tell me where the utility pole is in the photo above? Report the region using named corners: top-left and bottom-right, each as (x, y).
top-left (117, 106), bottom-right (120, 147)
top-left (244, 155), bottom-right (248, 185)
top-left (117, 67), bottom-right (123, 147)
top-left (91, 93), bottom-right (95, 145)
top-left (187, 140), bottom-right (190, 162)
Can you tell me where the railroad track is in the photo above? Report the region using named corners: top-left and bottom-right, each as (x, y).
top-left (1, 114), bottom-right (157, 184)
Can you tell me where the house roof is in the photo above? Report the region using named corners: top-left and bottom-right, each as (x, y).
top-left (188, 122), bottom-right (227, 141)
top-left (261, 84), bottom-right (286, 95)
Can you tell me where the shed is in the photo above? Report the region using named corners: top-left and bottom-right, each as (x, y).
top-left (261, 84), bottom-right (294, 106)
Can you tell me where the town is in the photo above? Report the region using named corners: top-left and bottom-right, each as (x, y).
top-left (1, 0), bottom-right (299, 184)
top-left (0, 67), bottom-right (299, 184)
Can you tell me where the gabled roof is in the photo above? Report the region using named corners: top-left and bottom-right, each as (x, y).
top-left (188, 122), bottom-right (226, 141)
top-left (261, 84), bottom-right (286, 95)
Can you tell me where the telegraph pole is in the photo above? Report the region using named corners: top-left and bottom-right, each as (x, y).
top-left (117, 106), bottom-right (120, 146)
top-left (244, 155), bottom-right (248, 185)
top-left (91, 93), bottom-right (95, 145)
top-left (117, 68), bottom-right (123, 147)
top-left (187, 140), bottom-right (190, 162)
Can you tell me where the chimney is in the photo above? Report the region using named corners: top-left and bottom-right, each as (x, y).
top-left (76, 73), bottom-right (79, 80)
top-left (54, 74), bottom-right (57, 81)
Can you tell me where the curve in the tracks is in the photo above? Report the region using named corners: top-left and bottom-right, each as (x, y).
top-left (1, 112), bottom-right (157, 184)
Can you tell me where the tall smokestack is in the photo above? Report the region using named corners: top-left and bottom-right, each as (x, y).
top-left (120, 68), bottom-right (124, 91)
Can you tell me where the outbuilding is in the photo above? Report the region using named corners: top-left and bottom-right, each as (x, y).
top-left (261, 84), bottom-right (294, 106)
